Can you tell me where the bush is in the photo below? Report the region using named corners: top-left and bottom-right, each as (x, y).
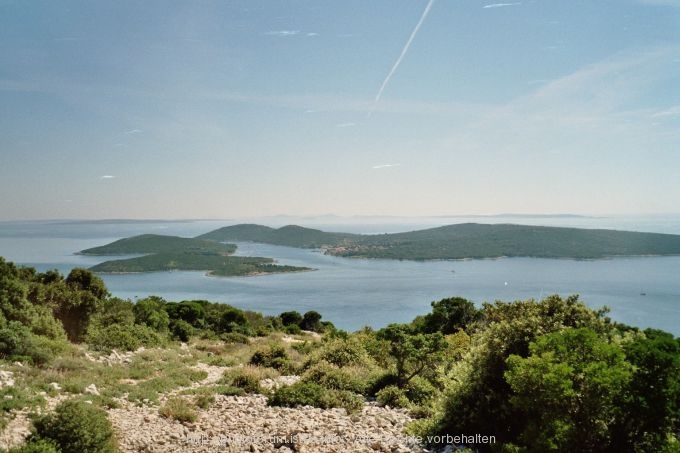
top-left (268, 382), bottom-right (363, 414)
top-left (376, 385), bottom-right (411, 408)
top-left (250, 345), bottom-right (293, 373)
top-left (220, 332), bottom-right (249, 344)
top-left (301, 361), bottom-right (369, 394)
top-left (7, 439), bottom-right (60, 453)
top-left (195, 394), bottom-right (215, 409)
top-left (404, 376), bottom-right (437, 405)
top-left (367, 372), bottom-right (399, 395)
top-left (220, 367), bottom-right (263, 394)
top-left (284, 324), bottom-right (302, 335)
top-left (0, 322), bottom-right (65, 366)
top-left (133, 296), bottom-right (169, 332)
top-left (159, 397), bottom-right (197, 423)
top-left (30, 400), bottom-right (117, 453)
top-left (309, 338), bottom-right (373, 369)
top-left (169, 319), bottom-right (194, 342)
top-left (85, 323), bottom-right (163, 352)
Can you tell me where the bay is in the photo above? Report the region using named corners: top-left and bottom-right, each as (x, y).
top-left (1, 216), bottom-right (679, 335)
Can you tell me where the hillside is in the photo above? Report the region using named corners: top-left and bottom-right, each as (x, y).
top-left (80, 234), bottom-right (309, 276)
top-left (342, 223), bottom-right (680, 260)
top-left (89, 253), bottom-right (310, 276)
top-left (199, 223), bottom-right (680, 260)
top-left (197, 224), bottom-right (360, 248)
top-left (79, 234), bottom-right (236, 255)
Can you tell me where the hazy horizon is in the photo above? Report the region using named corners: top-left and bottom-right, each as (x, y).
top-left (2, 1), bottom-right (679, 220)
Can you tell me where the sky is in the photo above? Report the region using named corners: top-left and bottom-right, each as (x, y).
top-left (1, 0), bottom-right (679, 220)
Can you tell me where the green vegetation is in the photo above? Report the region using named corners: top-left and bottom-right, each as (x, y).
top-left (1, 256), bottom-right (679, 452)
top-left (81, 233), bottom-right (311, 276)
top-left (159, 397), bottom-right (198, 423)
top-left (79, 234), bottom-right (236, 255)
top-left (199, 222), bottom-right (680, 260)
top-left (89, 253), bottom-right (310, 276)
top-left (28, 400), bottom-right (117, 453)
top-left (197, 223), bottom-right (360, 248)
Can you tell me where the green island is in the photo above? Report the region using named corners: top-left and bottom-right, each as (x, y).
top-left (80, 234), bottom-right (310, 276)
top-left (198, 222), bottom-right (680, 260)
top-left (78, 234), bottom-right (237, 255)
top-left (1, 257), bottom-right (679, 453)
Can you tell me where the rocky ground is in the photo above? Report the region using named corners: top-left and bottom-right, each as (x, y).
top-left (1, 362), bottom-right (428, 453)
top-left (109, 394), bottom-right (421, 453)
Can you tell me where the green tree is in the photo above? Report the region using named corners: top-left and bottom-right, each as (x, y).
top-left (300, 310), bottom-right (322, 332)
top-left (419, 297), bottom-right (479, 334)
top-left (165, 300), bottom-right (205, 328)
top-left (133, 296), bottom-right (170, 332)
top-left (50, 269), bottom-right (109, 341)
top-left (376, 324), bottom-right (446, 388)
top-left (280, 311), bottom-right (303, 326)
top-left (426, 295), bottom-right (611, 445)
top-left (505, 328), bottom-right (632, 452)
top-left (611, 329), bottom-right (680, 452)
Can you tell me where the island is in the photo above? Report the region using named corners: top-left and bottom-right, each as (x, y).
top-left (80, 234), bottom-right (312, 276)
top-left (197, 223), bottom-right (680, 260)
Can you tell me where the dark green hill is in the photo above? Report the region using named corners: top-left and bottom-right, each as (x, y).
top-left (344, 223), bottom-right (680, 260)
top-left (79, 234), bottom-right (236, 256)
top-left (89, 253), bottom-right (310, 276)
top-left (199, 222), bottom-right (680, 260)
top-left (80, 233), bottom-right (310, 276)
top-left (197, 224), bottom-right (360, 248)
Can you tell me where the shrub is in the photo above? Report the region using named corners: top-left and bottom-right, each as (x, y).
top-left (367, 372), bottom-right (399, 395)
top-left (404, 376), bottom-right (437, 405)
top-left (284, 324), bottom-right (302, 335)
top-left (268, 382), bottom-right (363, 414)
top-left (169, 319), bottom-right (194, 342)
top-left (220, 332), bottom-right (250, 344)
top-left (0, 322), bottom-right (64, 366)
top-left (301, 361), bottom-right (369, 394)
top-left (376, 385), bottom-right (410, 408)
top-left (7, 439), bottom-right (60, 453)
top-left (220, 367), bottom-right (263, 394)
top-left (85, 323), bottom-right (163, 352)
top-left (250, 345), bottom-right (293, 373)
top-left (195, 394), bottom-right (215, 409)
top-left (133, 296), bottom-right (169, 332)
top-left (308, 337), bottom-right (373, 369)
top-left (30, 399), bottom-right (117, 453)
top-left (159, 397), bottom-right (197, 423)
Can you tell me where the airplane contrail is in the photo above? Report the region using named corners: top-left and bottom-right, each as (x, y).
top-left (368, 0), bottom-right (436, 117)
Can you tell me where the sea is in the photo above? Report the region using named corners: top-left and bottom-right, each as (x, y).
top-left (1, 215), bottom-right (679, 335)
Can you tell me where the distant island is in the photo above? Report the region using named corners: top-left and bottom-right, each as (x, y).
top-left (198, 223), bottom-right (680, 260)
top-left (80, 234), bottom-right (311, 276)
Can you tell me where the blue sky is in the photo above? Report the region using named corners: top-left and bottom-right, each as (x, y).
top-left (1, 0), bottom-right (679, 220)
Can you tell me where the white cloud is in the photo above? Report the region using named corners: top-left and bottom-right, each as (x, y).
top-left (372, 164), bottom-right (401, 169)
top-left (306, 32), bottom-right (319, 37)
top-left (265, 30), bottom-right (300, 36)
top-left (100, 175), bottom-right (115, 179)
top-left (652, 105), bottom-right (680, 117)
top-left (483, 2), bottom-right (521, 9)
top-left (124, 129), bottom-right (142, 134)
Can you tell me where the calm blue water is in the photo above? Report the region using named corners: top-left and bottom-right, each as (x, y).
top-left (1, 217), bottom-right (679, 335)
